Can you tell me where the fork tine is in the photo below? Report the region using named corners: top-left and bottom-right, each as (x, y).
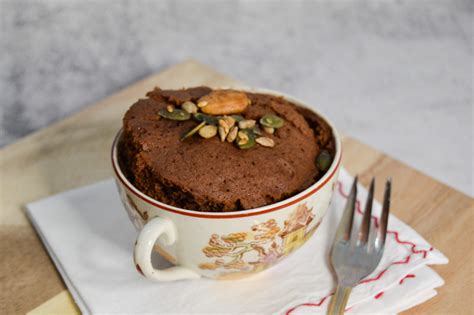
top-left (334, 176), bottom-right (358, 242)
top-left (357, 178), bottom-right (375, 245)
top-left (375, 178), bottom-right (391, 249)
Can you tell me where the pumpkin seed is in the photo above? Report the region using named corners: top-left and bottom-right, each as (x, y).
top-left (181, 121), bottom-right (206, 140)
top-left (226, 126), bottom-right (238, 142)
top-left (263, 126), bottom-right (274, 134)
top-left (260, 114), bottom-right (284, 128)
top-left (237, 131), bottom-right (248, 145)
top-left (199, 125), bottom-right (217, 139)
top-left (316, 150), bottom-right (332, 171)
top-left (231, 115), bottom-right (244, 122)
top-left (256, 137), bottom-right (275, 148)
top-left (238, 119), bottom-right (256, 129)
top-left (182, 101), bottom-right (198, 114)
top-left (193, 113), bottom-right (218, 125)
top-left (237, 129), bottom-right (256, 149)
top-left (159, 108), bottom-right (191, 121)
top-left (252, 125), bottom-right (263, 135)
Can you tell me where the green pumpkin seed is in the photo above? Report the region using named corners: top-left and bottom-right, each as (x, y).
top-left (260, 114), bottom-right (284, 128)
top-left (193, 113), bottom-right (219, 125)
top-left (181, 121), bottom-right (206, 141)
top-left (231, 115), bottom-right (244, 122)
top-left (237, 129), bottom-right (256, 149)
top-left (159, 108), bottom-right (191, 121)
top-left (252, 125), bottom-right (263, 135)
top-left (316, 150), bottom-right (332, 171)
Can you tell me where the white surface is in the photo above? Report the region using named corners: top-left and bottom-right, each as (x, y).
top-left (1, 0), bottom-right (472, 195)
top-left (26, 168), bottom-right (448, 314)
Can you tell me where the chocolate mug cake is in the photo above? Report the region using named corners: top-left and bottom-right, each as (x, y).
top-left (118, 87), bottom-right (335, 212)
top-left (112, 86), bottom-right (341, 281)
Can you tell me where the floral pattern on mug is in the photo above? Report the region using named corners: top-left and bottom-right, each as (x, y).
top-left (198, 203), bottom-right (320, 276)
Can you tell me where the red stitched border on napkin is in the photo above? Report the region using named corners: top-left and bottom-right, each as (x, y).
top-left (285, 180), bottom-right (431, 314)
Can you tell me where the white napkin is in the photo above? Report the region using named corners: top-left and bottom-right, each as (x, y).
top-left (27, 168), bottom-right (448, 314)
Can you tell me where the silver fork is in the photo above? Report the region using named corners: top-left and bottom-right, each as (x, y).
top-left (327, 176), bottom-right (391, 315)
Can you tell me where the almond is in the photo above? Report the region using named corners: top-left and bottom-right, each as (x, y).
top-left (198, 90), bottom-right (250, 115)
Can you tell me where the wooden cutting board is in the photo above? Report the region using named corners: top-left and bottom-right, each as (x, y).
top-left (0, 60), bottom-right (472, 315)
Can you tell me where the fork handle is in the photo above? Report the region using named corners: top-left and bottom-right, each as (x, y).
top-left (327, 285), bottom-right (352, 315)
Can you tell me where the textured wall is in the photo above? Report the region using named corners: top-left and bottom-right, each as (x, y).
top-left (1, 0), bottom-right (472, 195)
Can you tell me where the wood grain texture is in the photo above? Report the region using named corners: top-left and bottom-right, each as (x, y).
top-left (0, 226), bottom-right (65, 314)
top-left (0, 60), bottom-right (472, 314)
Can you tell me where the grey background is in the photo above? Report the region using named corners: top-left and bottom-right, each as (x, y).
top-left (1, 0), bottom-right (472, 196)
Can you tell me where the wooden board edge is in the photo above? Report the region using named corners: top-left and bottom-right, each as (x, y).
top-left (27, 290), bottom-right (80, 315)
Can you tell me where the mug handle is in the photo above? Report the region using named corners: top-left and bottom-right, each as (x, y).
top-left (134, 216), bottom-right (201, 281)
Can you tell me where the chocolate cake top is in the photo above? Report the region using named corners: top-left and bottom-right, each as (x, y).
top-left (120, 87), bottom-right (334, 212)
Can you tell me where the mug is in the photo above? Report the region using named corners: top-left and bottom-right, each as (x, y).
top-left (111, 88), bottom-right (342, 281)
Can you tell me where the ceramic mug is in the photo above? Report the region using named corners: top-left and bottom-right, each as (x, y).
top-left (111, 88), bottom-right (342, 281)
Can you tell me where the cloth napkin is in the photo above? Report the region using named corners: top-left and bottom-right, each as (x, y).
top-left (27, 168), bottom-right (448, 314)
